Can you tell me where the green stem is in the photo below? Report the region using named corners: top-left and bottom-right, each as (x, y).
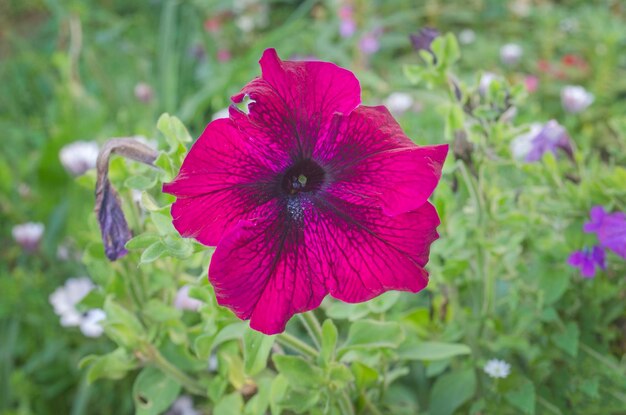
top-left (580, 343), bottom-right (626, 377)
top-left (147, 345), bottom-right (205, 395)
top-left (276, 333), bottom-right (318, 359)
top-left (537, 396), bottom-right (563, 415)
top-left (337, 389), bottom-right (355, 415)
top-left (362, 392), bottom-right (383, 415)
top-left (299, 311), bottom-right (323, 349)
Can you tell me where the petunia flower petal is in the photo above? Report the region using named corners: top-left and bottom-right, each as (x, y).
top-left (317, 106), bottom-right (448, 215)
top-left (208, 199), bottom-right (327, 335)
top-left (163, 118), bottom-right (279, 246)
top-left (310, 197), bottom-right (439, 302)
top-left (230, 48), bottom-right (361, 160)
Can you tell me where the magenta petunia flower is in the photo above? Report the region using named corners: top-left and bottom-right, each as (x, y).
top-left (568, 246), bottom-right (606, 278)
top-left (584, 206), bottom-right (626, 259)
top-left (163, 49), bottom-right (448, 334)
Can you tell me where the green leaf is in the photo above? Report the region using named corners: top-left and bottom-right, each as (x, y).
top-left (140, 241), bottom-right (167, 264)
top-left (157, 113), bottom-right (192, 149)
top-left (150, 211), bottom-right (176, 235)
top-left (319, 319), bottom-right (338, 365)
top-left (143, 299), bottom-right (182, 322)
top-left (124, 174), bottom-right (156, 190)
top-left (551, 322), bottom-right (579, 357)
top-left (132, 367), bottom-right (181, 415)
top-left (270, 375), bottom-right (289, 415)
top-left (125, 233), bottom-right (160, 250)
top-left (366, 291), bottom-right (400, 313)
top-left (338, 320), bottom-right (404, 357)
top-left (80, 348), bottom-right (137, 383)
top-left (272, 355), bottom-right (324, 390)
top-left (103, 297), bottom-right (145, 349)
top-left (429, 369), bottom-right (476, 415)
top-left (140, 192), bottom-right (162, 211)
top-left (398, 341), bottom-right (471, 361)
top-left (328, 363), bottom-right (354, 389)
top-left (277, 388), bottom-right (321, 414)
top-left (505, 378), bottom-right (536, 415)
top-left (162, 235), bottom-right (193, 258)
top-left (351, 362), bottom-right (378, 391)
top-left (243, 329), bottom-right (275, 376)
top-left (215, 392), bottom-right (244, 415)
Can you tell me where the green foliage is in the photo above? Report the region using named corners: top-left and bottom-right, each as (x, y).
top-left (2, 1), bottom-right (626, 414)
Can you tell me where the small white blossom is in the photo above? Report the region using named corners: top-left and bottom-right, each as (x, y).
top-left (174, 285), bottom-right (203, 311)
top-left (510, 123), bottom-right (543, 161)
top-left (384, 92), bottom-right (414, 115)
top-left (80, 309), bottom-right (106, 337)
top-left (484, 359), bottom-right (511, 379)
top-left (59, 141), bottom-right (99, 176)
top-left (166, 395), bottom-right (199, 415)
top-left (458, 29), bottom-right (476, 45)
top-left (49, 277), bottom-right (105, 337)
top-left (561, 85), bottom-right (594, 114)
top-left (500, 43), bottom-right (523, 66)
top-left (208, 354), bottom-right (219, 372)
top-left (478, 72), bottom-right (499, 96)
top-left (12, 222), bottom-right (45, 252)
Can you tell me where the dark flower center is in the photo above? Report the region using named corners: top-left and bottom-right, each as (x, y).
top-left (281, 159), bottom-right (326, 195)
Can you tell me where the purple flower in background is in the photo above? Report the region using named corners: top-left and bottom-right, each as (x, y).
top-left (568, 246), bottom-right (606, 278)
top-left (584, 206), bottom-right (626, 259)
top-left (338, 5), bottom-right (356, 38)
top-left (410, 27), bottom-right (439, 59)
top-left (511, 120), bottom-right (573, 162)
top-left (359, 30), bottom-right (381, 55)
top-left (12, 222), bottom-right (44, 252)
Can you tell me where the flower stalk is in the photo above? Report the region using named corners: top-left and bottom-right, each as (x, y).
top-left (145, 344), bottom-right (205, 396)
top-left (276, 333), bottom-right (318, 359)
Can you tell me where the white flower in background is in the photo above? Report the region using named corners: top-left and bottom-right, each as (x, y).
top-left (134, 82), bottom-right (154, 103)
top-left (500, 43), bottom-right (523, 66)
top-left (59, 141), bottom-right (99, 176)
top-left (12, 222), bottom-right (45, 252)
top-left (384, 92), bottom-right (414, 115)
top-left (49, 277), bottom-right (106, 337)
top-left (458, 29), bottom-right (476, 45)
top-left (212, 107), bottom-right (230, 120)
top-left (174, 285), bottom-right (203, 311)
top-left (510, 123), bottom-right (543, 161)
top-left (166, 395), bottom-right (199, 415)
top-left (561, 85), bottom-right (594, 114)
top-left (478, 72), bottom-right (499, 96)
top-left (208, 354), bottom-right (219, 372)
top-left (80, 309), bottom-right (106, 337)
top-left (484, 359), bottom-right (511, 379)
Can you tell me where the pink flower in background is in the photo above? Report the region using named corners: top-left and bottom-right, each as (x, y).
top-left (164, 49), bottom-right (447, 334)
top-left (217, 49), bottom-right (231, 62)
top-left (568, 246), bottom-right (606, 278)
top-left (584, 206), bottom-right (626, 259)
top-left (12, 222), bottom-right (44, 252)
top-left (134, 82), bottom-right (154, 103)
top-left (525, 75), bottom-right (539, 93)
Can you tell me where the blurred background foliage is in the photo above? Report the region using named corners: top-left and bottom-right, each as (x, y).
top-left (1, 0), bottom-right (626, 414)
